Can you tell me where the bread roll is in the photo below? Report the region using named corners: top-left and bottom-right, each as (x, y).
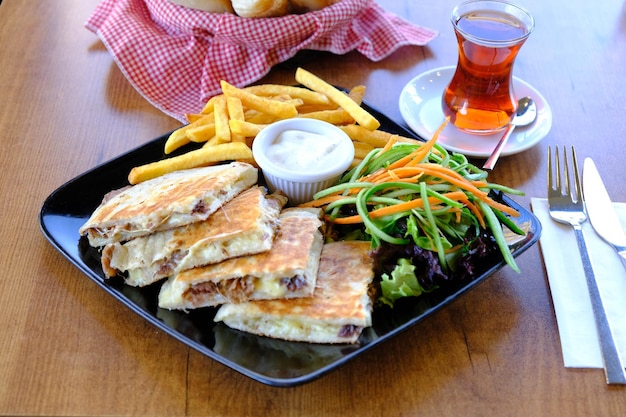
top-left (167, 0), bottom-right (336, 17)
top-left (167, 0), bottom-right (235, 13)
top-left (289, 0), bottom-right (336, 13)
top-left (231, 0), bottom-right (289, 17)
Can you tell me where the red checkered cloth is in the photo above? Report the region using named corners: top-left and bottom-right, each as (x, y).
top-left (86, 0), bottom-right (437, 122)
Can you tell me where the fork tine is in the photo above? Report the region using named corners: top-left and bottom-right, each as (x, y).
top-left (555, 146), bottom-right (563, 193)
top-left (562, 146), bottom-right (570, 197)
top-left (571, 146), bottom-right (582, 203)
top-left (547, 146), bottom-right (553, 190)
top-left (548, 145), bottom-right (561, 192)
top-left (557, 146), bottom-right (563, 192)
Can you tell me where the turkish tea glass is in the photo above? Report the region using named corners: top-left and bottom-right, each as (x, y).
top-left (442, 0), bottom-right (534, 134)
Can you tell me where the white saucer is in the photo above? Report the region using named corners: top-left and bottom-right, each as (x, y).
top-left (399, 66), bottom-right (552, 158)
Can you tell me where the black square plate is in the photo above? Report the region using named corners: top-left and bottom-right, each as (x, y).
top-left (39, 103), bottom-right (541, 387)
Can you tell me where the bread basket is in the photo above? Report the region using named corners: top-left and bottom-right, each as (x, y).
top-left (86, 0), bottom-right (437, 121)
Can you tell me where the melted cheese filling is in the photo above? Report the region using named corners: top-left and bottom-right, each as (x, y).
top-left (232, 317), bottom-right (345, 340)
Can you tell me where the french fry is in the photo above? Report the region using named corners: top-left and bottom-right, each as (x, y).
top-left (347, 85), bottom-right (366, 105)
top-left (244, 84), bottom-right (332, 106)
top-left (200, 95), bottom-right (221, 114)
top-left (270, 94), bottom-right (293, 102)
top-left (272, 97), bottom-right (304, 107)
top-left (295, 68), bottom-right (380, 131)
top-left (352, 141), bottom-right (375, 159)
top-left (164, 114), bottom-right (214, 154)
top-left (227, 97), bottom-right (247, 143)
top-left (390, 135), bottom-right (425, 145)
top-left (164, 129), bottom-right (191, 155)
top-left (340, 125), bottom-right (423, 148)
top-left (298, 84), bottom-right (366, 124)
top-left (245, 110), bottom-right (279, 125)
top-left (129, 142), bottom-right (253, 184)
top-left (186, 123), bottom-right (216, 143)
top-left (202, 136), bottom-right (222, 147)
top-left (213, 95), bottom-right (231, 144)
top-left (220, 80), bottom-right (298, 120)
top-left (299, 108), bottom-right (354, 125)
top-left (229, 119), bottom-right (266, 138)
top-left (295, 103), bottom-right (339, 113)
top-left (227, 97), bottom-right (245, 120)
top-left (339, 125), bottom-right (389, 147)
top-left (186, 113), bottom-right (207, 123)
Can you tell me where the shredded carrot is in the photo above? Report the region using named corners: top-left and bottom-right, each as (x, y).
top-left (458, 196), bottom-right (485, 228)
top-left (330, 191), bottom-right (468, 224)
top-left (387, 118), bottom-right (448, 169)
top-left (361, 167), bottom-right (389, 184)
top-left (298, 194), bottom-right (348, 208)
top-left (360, 164), bottom-right (483, 197)
top-left (316, 161), bottom-right (517, 220)
top-left (445, 244), bottom-right (464, 254)
top-left (370, 176), bottom-right (424, 185)
top-left (411, 164), bottom-right (519, 217)
top-left (380, 134), bottom-right (397, 154)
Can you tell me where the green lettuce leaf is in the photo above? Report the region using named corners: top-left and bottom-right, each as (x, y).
top-left (379, 258), bottom-right (429, 307)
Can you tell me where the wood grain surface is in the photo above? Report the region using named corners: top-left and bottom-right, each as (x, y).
top-left (1, 0), bottom-right (625, 415)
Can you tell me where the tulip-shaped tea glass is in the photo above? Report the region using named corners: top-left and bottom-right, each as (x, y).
top-left (442, 0), bottom-right (534, 134)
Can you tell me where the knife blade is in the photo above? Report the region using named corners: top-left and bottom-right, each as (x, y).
top-left (582, 158), bottom-right (626, 269)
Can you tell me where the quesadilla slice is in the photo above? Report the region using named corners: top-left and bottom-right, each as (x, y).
top-left (100, 186), bottom-right (287, 287)
top-left (158, 207), bottom-right (324, 310)
top-left (79, 162), bottom-right (257, 247)
top-left (213, 240), bottom-right (375, 344)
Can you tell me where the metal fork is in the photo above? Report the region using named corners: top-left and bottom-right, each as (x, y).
top-left (547, 146), bottom-right (626, 385)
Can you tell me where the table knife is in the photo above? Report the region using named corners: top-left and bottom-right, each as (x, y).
top-left (582, 158), bottom-right (626, 269)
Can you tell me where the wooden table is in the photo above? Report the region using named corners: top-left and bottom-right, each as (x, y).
top-left (1, 0), bottom-right (625, 415)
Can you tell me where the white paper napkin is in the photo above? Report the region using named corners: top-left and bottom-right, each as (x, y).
top-left (531, 198), bottom-right (626, 368)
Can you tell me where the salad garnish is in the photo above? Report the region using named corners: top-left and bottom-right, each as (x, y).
top-left (301, 122), bottom-right (525, 306)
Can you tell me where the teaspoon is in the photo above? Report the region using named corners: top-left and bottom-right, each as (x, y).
top-left (482, 96), bottom-right (537, 170)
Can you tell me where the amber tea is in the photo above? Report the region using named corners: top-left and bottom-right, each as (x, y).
top-left (442, 1), bottom-right (534, 134)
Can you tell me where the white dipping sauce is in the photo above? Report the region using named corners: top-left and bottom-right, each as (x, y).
top-left (265, 129), bottom-right (342, 172)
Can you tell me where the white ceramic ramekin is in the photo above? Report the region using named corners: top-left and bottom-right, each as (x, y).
top-left (252, 118), bottom-right (354, 205)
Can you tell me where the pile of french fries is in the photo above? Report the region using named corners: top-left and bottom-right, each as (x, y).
top-left (128, 68), bottom-right (422, 185)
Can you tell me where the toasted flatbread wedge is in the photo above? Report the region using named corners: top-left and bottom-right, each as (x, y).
top-left (213, 241), bottom-right (375, 344)
top-left (158, 207), bottom-right (324, 309)
top-left (100, 187), bottom-right (287, 287)
top-left (79, 162), bottom-right (257, 247)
